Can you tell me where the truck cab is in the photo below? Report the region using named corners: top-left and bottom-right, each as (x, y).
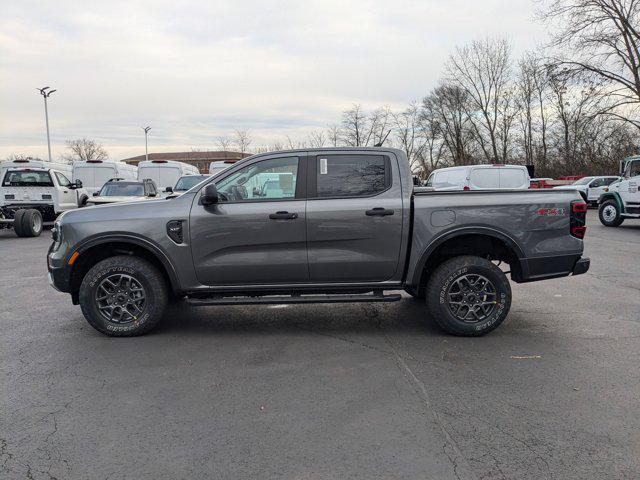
top-left (598, 156), bottom-right (640, 227)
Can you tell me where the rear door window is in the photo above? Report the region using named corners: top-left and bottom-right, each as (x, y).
top-left (470, 168), bottom-right (500, 189)
top-left (315, 155), bottom-right (389, 198)
top-left (499, 168), bottom-right (527, 188)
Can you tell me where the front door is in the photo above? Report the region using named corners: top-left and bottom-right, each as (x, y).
top-left (190, 155), bottom-right (308, 286)
top-left (54, 172), bottom-right (77, 210)
top-left (305, 153), bottom-right (404, 283)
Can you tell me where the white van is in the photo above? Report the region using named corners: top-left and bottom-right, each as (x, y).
top-left (425, 164), bottom-right (531, 191)
top-left (209, 160), bottom-right (237, 177)
top-left (0, 159), bottom-right (88, 237)
top-left (137, 160), bottom-right (200, 193)
top-left (72, 160), bottom-right (138, 196)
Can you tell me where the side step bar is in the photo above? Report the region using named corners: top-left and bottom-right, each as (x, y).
top-left (185, 292), bottom-right (402, 306)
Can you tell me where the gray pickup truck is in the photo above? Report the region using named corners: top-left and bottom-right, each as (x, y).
top-left (47, 148), bottom-right (589, 337)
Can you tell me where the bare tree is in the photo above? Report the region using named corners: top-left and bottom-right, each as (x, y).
top-left (217, 136), bottom-right (232, 151)
top-left (62, 138), bottom-right (108, 163)
top-left (446, 38), bottom-right (514, 162)
top-left (542, 0), bottom-right (640, 129)
top-left (233, 130), bottom-right (252, 154)
top-left (341, 104), bottom-right (368, 146)
top-left (307, 130), bottom-right (326, 148)
top-left (393, 102), bottom-right (425, 173)
top-left (326, 124), bottom-right (341, 146)
top-left (422, 84), bottom-right (475, 165)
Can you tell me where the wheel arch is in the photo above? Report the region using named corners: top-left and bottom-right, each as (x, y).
top-left (599, 192), bottom-right (625, 212)
top-left (410, 227), bottom-right (525, 291)
top-left (68, 234), bottom-right (181, 302)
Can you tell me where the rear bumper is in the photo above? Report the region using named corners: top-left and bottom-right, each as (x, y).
top-left (572, 257), bottom-right (590, 276)
top-left (513, 254), bottom-right (589, 283)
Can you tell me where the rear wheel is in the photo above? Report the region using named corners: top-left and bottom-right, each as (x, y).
top-left (20, 209), bottom-right (43, 237)
top-left (79, 256), bottom-right (168, 336)
top-left (426, 256), bottom-right (511, 336)
top-left (599, 200), bottom-right (624, 227)
top-left (12, 210), bottom-right (26, 237)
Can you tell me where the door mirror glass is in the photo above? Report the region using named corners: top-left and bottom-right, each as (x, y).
top-left (165, 186), bottom-right (173, 193)
top-left (92, 192), bottom-right (99, 196)
top-left (201, 183), bottom-right (219, 205)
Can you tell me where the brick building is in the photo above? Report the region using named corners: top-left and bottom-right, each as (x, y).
top-left (121, 151), bottom-right (250, 174)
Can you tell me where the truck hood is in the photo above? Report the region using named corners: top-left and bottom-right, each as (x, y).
top-left (552, 185), bottom-right (585, 191)
top-left (59, 192), bottom-right (194, 226)
top-left (87, 195), bottom-right (150, 204)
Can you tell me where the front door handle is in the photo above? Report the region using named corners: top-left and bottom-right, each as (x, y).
top-left (366, 207), bottom-right (394, 216)
top-left (269, 211), bottom-right (298, 220)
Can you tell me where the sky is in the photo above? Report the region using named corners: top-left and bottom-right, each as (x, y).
top-left (0, 0), bottom-right (548, 161)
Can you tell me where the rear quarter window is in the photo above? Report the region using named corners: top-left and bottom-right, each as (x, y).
top-left (470, 168), bottom-right (500, 189)
top-left (315, 155), bottom-right (390, 197)
top-left (499, 168), bottom-right (527, 188)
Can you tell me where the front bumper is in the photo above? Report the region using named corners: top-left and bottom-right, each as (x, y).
top-left (47, 241), bottom-right (72, 293)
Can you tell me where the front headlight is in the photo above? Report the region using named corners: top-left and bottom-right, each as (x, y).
top-left (51, 220), bottom-right (62, 251)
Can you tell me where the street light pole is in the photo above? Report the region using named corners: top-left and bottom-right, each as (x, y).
top-left (143, 126), bottom-right (151, 162)
top-left (37, 87), bottom-right (57, 162)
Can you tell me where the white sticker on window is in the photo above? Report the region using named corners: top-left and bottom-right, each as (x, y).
top-left (319, 158), bottom-right (328, 175)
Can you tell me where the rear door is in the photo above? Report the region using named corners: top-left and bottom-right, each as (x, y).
top-left (190, 154), bottom-right (308, 285)
top-left (305, 153), bottom-right (403, 282)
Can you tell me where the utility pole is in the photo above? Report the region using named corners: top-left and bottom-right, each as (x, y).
top-left (143, 126), bottom-right (151, 162)
top-left (37, 87), bottom-right (57, 162)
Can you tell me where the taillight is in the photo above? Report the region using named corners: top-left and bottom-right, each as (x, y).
top-left (570, 200), bottom-right (587, 239)
top-left (463, 186), bottom-right (470, 191)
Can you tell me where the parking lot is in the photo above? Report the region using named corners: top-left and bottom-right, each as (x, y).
top-left (1, 210), bottom-right (639, 479)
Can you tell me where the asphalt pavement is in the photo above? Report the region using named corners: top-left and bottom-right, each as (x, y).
top-left (1, 210), bottom-right (639, 479)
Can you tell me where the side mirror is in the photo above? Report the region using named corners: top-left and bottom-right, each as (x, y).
top-left (165, 186), bottom-right (173, 193)
top-left (148, 192), bottom-right (157, 197)
top-left (201, 183), bottom-right (219, 205)
top-left (75, 180), bottom-right (83, 188)
top-left (92, 192), bottom-right (99, 196)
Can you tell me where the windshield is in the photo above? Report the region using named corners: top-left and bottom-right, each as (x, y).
top-left (99, 183), bottom-right (145, 196)
top-left (2, 170), bottom-right (54, 187)
top-left (572, 177), bottom-right (593, 185)
top-left (174, 175), bottom-right (208, 191)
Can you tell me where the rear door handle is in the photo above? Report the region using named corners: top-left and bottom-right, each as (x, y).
top-left (366, 207), bottom-right (394, 216)
top-left (269, 211), bottom-right (298, 220)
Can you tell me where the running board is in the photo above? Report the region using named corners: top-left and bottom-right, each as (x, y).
top-left (185, 292), bottom-right (402, 306)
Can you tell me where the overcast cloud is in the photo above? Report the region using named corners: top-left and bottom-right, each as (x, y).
top-left (0, 0), bottom-right (546, 160)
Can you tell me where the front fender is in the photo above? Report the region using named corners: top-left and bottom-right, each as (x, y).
top-left (598, 192), bottom-right (624, 212)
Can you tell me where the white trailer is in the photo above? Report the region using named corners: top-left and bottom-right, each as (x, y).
top-left (0, 159), bottom-right (88, 237)
top-left (72, 160), bottom-right (138, 196)
top-left (137, 160), bottom-right (199, 193)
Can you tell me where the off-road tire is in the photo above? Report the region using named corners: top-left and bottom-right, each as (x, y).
top-left (599, 200), bottom-right (624, 227)
top-left (12, 209), bottom-right (26, 237)
top-left (19, 209), bottom-right (43, 237)
top-left (79, 255), bottom-right (168, 337)
top-left (426, 255), bottom-right (512, 336)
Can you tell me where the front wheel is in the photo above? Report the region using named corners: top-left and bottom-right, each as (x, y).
top-left (599, 200), bottom-right (624, 227)
top-left (79, 256), bottom-right (168, 336)
top-left (426, 256), bottom-right (512, 336)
